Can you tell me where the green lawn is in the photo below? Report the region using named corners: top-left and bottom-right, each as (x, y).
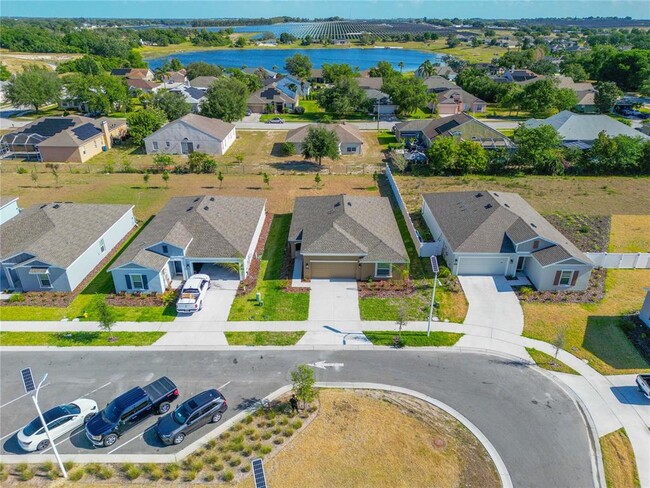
top-left (377, 130), bottom-right (398, 150)
top-left (0, 220), bottom-right (176, 322)
top-left (229, 214), bottom-right (309, 321)
top-left (525, 348), bottom-right (579, 375)
top-left (364, 331), bottom-right (463, 347)
top-left (0, 331), bottom-right (164, 347)
top-left (225, 331), bottom-right (305, 346)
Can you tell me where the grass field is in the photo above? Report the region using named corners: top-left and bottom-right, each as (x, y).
top-left (224, 331), bottom-right (305, 345)
top-left (525, 348), bottom-right (579, 375)
top-left (395, 175), bottom-right (650, 216)
top-left (0, 331), bottom-right (164, 347)
top-left (228, 214), bottom-right (309, 321)
top-left (365, 331), bottom-right (463, 347)
top-left (238, 389), bottom-right (499, 488)
top-left (0, 49), bottom-right (81, 73)
top-left (609, 215), bottom-right (650, 252)
top-left (600, 429), bottom-right (640, 488)
top-left (523, 270), bottom-right (650, 375)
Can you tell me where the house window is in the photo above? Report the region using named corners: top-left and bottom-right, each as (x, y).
top-left (129, 274), bottom-right (148, 290)
top-left (37, 274), bottom-right (52, 288)
top-left (559, 270), bottom-right (573, 286)
top-left (375, 263), bottom-right (392, 278)
top-left (153, 141), bottom-right (159, 150)
top-left (162, 245), bottom-right (169, 254)
top-left (99, 239), bottom-right (106, 253)
top-left (532, 240), bottom-right (539, 249)
top-left (166, 141), bottom-right (171, 148)
top-left (346, 146), bottom-right (356, 153)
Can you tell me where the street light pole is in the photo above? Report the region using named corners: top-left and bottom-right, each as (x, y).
top-left (427, 256), bottom-right (439, 337)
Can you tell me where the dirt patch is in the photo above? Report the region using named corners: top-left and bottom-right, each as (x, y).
top-left (544, 214), bottom-right (610, 252)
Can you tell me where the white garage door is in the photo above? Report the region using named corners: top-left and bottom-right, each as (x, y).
top-left (457, 256), bottom-right (508, 276)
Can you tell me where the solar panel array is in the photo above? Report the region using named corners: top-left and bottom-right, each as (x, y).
top-left (24, 118), bottom-right (75, 137)
top-left (21, 368), bottom-right (35, 394)
top-left (72, 123), bottom-right (101, 141)
top-left (251, 458), bottom-right (268, 488)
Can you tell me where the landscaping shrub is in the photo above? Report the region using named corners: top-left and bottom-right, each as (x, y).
top-left (84, 463), bottom-right (101, 475)
top-left (259, 445), bottom-right (272, 455)
top-left (63, 461), bottom-right (75, 471)
top-left (241, 464), bottom-right (251, 473)
top-left (222, 470), bottom-right (234, 482)
top-left (97, 466), bottom-right (113, 480)
top-left (292, 419), bottom-right (303, 429)
top-left (124, 465), bottom-right (142, 480)
top-left (204, 473), bottom-right (215, 481)
top-left (220, 431), bottom-right (231, 440)
top-left (185, 470), bottom-right (198, 481)
top-left (261, 431), bottom-right (272, 440)
top-left (273, 437), bottom-right (285, 445)
top-left (206, 439), bottom-right (217, 449)
top-left (229, 457), bottom-right (242, 467)
top-left (293, 105), bottom-right (305, 115)
top-left (17, 167), bottom-right (28, 174)
top-left (283, 427), bottom-right (295, 437)
top-left (68, 469), bottom-right (84, 481)
top-left (148, 467), bottom-right (163, 481)
top-left (47, 469), bottom-right (60, 480)
top-left (205, 453), bottom-right (219, 464)
top-left (8, 293), bottom-right (25, 303)
top-left (242, 446), bottom-right (253, 457)
top-left (40, 461), bottom-right (54, 473)
top-left (18, 468), bottom-right (34, 481)
top-left (212, 462), bottom-right (224, 472)
top-left (279, 416), bottom-right (289, 426)
top-left (165, 463), bottom-right (180, 481)
top-left (244, 415), bottom-right (254, 424)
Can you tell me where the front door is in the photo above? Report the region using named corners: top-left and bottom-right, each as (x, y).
top-left (181, 140), bottom-right (194, 155)
top-left (516, 256), bottom-right (526, 272)
top-left (173, 260), bottom-right (183, 275)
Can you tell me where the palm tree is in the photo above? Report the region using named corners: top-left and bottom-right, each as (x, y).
top-left (398, 61), bottom-right (405, 73)
top-left (417, 59), bottom-right (435, 78)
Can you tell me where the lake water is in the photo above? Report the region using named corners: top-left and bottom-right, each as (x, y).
top-left (146, 48), bottom-right (442, 72)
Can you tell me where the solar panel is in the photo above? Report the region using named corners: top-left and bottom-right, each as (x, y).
top-left (435, 119), bottom-right (460, 135)
top-left (24, 118), bottom-right (75, 137)
top-left (251, 458), bottom-right (268, 488)
top-left (72, 123), bottom-right (100, 141)
top-left (21, 368), bottom-right (35, 394)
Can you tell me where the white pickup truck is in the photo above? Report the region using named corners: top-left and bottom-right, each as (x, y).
top-left (636, 374), bottom-right (650, 400)
top-left (176, 274), bottom-right (211, 313)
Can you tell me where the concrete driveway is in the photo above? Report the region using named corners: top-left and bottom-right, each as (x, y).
top-left (458, 276), bottom-right (524, 335)
top-left (308, 278), bottom-right (361, 322)
top-left (174, 265), bottom-right (240, 323)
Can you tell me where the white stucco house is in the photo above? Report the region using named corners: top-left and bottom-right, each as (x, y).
top-left (421, 190), bottom-right (594, 291)
top-left (109, 196), bottom-right (266, 293)
top-left (144, 114), bottom-right (236, 156)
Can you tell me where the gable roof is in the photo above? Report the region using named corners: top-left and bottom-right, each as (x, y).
top-left (422, 76), bottom-right (459, 92)
top-left (524, 111), bottom-right (649, 143)
top-left (145, 114), bottom-right (235, 143)
top-left (422, 191), bottom-right (590, 266)
top-left (126, 79), bottom-right (161, 90)
top-left (110, 196), bottom-right (265, 271)
top-left (248, 85), bottom-right (296, 105)
top-left (189, 76), bottom-right (218, 89)
top-left (0, 196), bottom-right (18, 208)
top-left (286, 123), bottom-right (364, 145)
top-left (289, 195), bottom-right (408, 263)
top-left (0, 203), bottom-right (133, 268)
top-left (356, 77), bottom-right (383, 90)
top-left (437, 88), bottom-right (485, 107)
top-left (170, 86), bottom-right (206, 104)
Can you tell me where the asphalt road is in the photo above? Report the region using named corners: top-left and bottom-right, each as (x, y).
top-left (0, 350), bottom-right (595, 488)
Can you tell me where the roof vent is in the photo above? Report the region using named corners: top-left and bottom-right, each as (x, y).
top-left (209, 197), bottom-right (215, 201)
top-left (40, 204), bottom-right (48, 209)
top-left (193, 197), bottom-right (200, 202)
top-left (494, 192), bottom-right (499, 196)
top-left (53, 204), bottom-right (60, 209)
top-left (347, 202), bottom-right (352, 206)
top-left (504, 203), bottom-right (510, 208)
top-left (530, 223), bottom-right (537, 228)
top-left (475, 192), bottom-right (483, 198)
top-left (484, 204), bottom-right (492, 209)
top-left (187, 206), bottom-right (193, 212)
top-left (334, 202), bottom-right (341, 207)
top-left (204, 206), bottom-right (209, 211)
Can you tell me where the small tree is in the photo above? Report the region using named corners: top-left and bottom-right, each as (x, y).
top-left (393, 303), bottom-right (408, 348)
top-left (95, 297), bottom-right (117, 342)
top-left (234, 153), bottom-right (244, 165)
top-left (162, 170), bottom-right (170, 188)
top-left (552, 326), bottom-right (567, 359)
top-left (217, 171), bottom-right (224, 188)
top-left (152, 154), bottom-right (174, 173)
top-left (143, 172), bottom-right (150, 188)
top-left (302, 126), bottom-right (341, 166)
top-left (262, 172), bottom-right (270, 188)
top-left (291, 364), bottom-right (317, 408)
top-left (30, 169), bottom-right (38, 187)
top-left (314, 172), bottom-right (322, 189)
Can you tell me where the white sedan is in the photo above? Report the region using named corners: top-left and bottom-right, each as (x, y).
top-left (17, 399), bottom-right (98, 452)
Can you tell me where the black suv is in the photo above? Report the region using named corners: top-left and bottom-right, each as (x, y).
top-left (155, 389), bottom-right (227, 445)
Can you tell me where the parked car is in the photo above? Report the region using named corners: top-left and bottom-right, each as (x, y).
top-left (266, 117), bottom-right (285, 124)
top-left (636, 374), bottom-right (650, 400)
top-left (176, 274), bottom-right (210, 313)
top-left (86, 377), bottom-right (178, 447)
top-left (246, 108), bottom-right (252, 116)
top-left (155, 389), bottom-right (227, 445)
top-left (18, 399), bottom-right (97, 452)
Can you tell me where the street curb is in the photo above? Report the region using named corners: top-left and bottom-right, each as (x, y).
top-left (316, 382), bottom-right (513, 488)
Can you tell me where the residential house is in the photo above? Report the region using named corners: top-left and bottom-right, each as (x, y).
top-left (110, 68), bottom-right (154, 81)
top-left (109, 196), bottom-right (266, 292)
top-left (243, 67), bottom-right (278, 80)
top-left (189, 76), bottom-right (218, 90)
top-left (491, 68), bottom-right (540, 84)
top-left (524, 110), bottom-right (650, 149)
top-left (417, 65), bottom-right (457, 80)
top-left (161, 70), bottom-right (188, 89)
top-left (356, 77), bottom-right (384, 90)
top-left (144, 114), bottom-right (236, 155)
top-left (555, 76), bottom-right (597, 113)
top-left (169, 86), bottom-right (207, 113)
top-left (288, 195), bottom-right (408, 280)
top-left (286, 123), bottom-right (364, 155)
top-left (394, 114), bottom-right (514, 149)
top-left (420, 191), bottom-right (593, 291)
top-left (641, 123), bottom-right (650, 137)
top-left (276, 75), bottom-right (311, 97)
top-left (0, 196), bottom-right (19, 225)
top-left (422, 76), bottom-right (459, 93)
top-left (640, 288), bottom-right (650, 328)
top-left (365, 88), bottom-right (397, 115)
top-left (126, 78), bottom-right (162, 94)
top-left (247, 84), bottom-right (299, 113)
top-left (433, 88), bottom-right (487, 116)
top-left (0, 203), bottom-right (135, 292)
top-left (309, 69), bottom-right (325, 84)
top-left (0, 116), bottom-right (127, 163)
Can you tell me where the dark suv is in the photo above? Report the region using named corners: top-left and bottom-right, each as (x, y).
top-left (155, 389), bottom-right (227, 445)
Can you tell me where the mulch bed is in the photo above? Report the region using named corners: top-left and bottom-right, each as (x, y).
top-left (236, 213), bottom-right (273, 297)
top-left (622, 316), bottom-right (650, 365)
top-left (515, 268), bottom-right (607, 303)
top-left (0, 227), bottom-right (139, 308)
top-left (544, 214), bottom-right (611, 253)
top-left (358, 279), bottom-right (419, 298)
top-left (105, 290), bottom-right (178, 307)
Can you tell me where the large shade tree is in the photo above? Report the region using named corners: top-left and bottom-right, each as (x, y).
top-left (302, 126), bottom-right (341, 166)
top-left (284, 53), bottom-right (312, 80)
top-left (5, 64), bottom-right (62, 111)
top-left (152, 90), bottom-right (191, 121)
top-left (126, 108), bottom-right (167, 146)
top-left (200, 77), bottom-right (249, 122)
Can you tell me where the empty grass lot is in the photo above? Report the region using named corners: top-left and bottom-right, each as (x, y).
top-left (608, 215), bottom-right (650, 252)
top-left (240, 389), bottom-right (499, 488)
top-left (228, 214), bottom-right (309, 321)
top-left (365, 331), bottom-right (463, 347)
top-left (525, 348), bottom-right (579, 375)
top-left (224, 331), bottom-right (305, 346)
top-left (600, 429), bottom-right (640, 488)
top-left (0, 331), bottom-right (164, 347)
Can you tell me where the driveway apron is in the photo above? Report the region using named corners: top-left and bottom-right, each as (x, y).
top-left (308, 279), bottom-right (361, 322)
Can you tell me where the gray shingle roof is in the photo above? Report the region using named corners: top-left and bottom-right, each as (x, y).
top-left (145, 114), bottom-right (235, 144)
top-left (422, 191), bottom-right (590, 265)
top-left (525, 111), bottom-right (649, 143)
top-left (289, 195), bottom-right (408, 263)
top-left (0, 196), bottom-right (18, 207)
top-left (110, 196), bottom-right (266, 271)
top-left (189, 76), bottom-right (218, 89)
top-left (0, 203), bottom-right (133, 268)
top-left (286, 123), bottom-right (363, 145)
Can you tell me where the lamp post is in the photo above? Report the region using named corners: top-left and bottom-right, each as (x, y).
top-left (427, 256), bottom-right (439, 337)
top-left (20, 368), bottom-right (67, 479)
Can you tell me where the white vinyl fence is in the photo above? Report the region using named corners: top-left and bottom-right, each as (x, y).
top-left (385, 164), bottom-right (443, 257)
top-left (585, 252), bottom-right (650, 269)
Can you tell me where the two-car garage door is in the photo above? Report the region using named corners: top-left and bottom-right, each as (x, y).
top-left (457, 256), bottom-right (509, 276)
top-left (310, 261), bottom-right (357, 279)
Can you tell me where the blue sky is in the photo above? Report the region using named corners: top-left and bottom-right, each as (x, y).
top-left (2, 1), bottom-right (649, 20)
